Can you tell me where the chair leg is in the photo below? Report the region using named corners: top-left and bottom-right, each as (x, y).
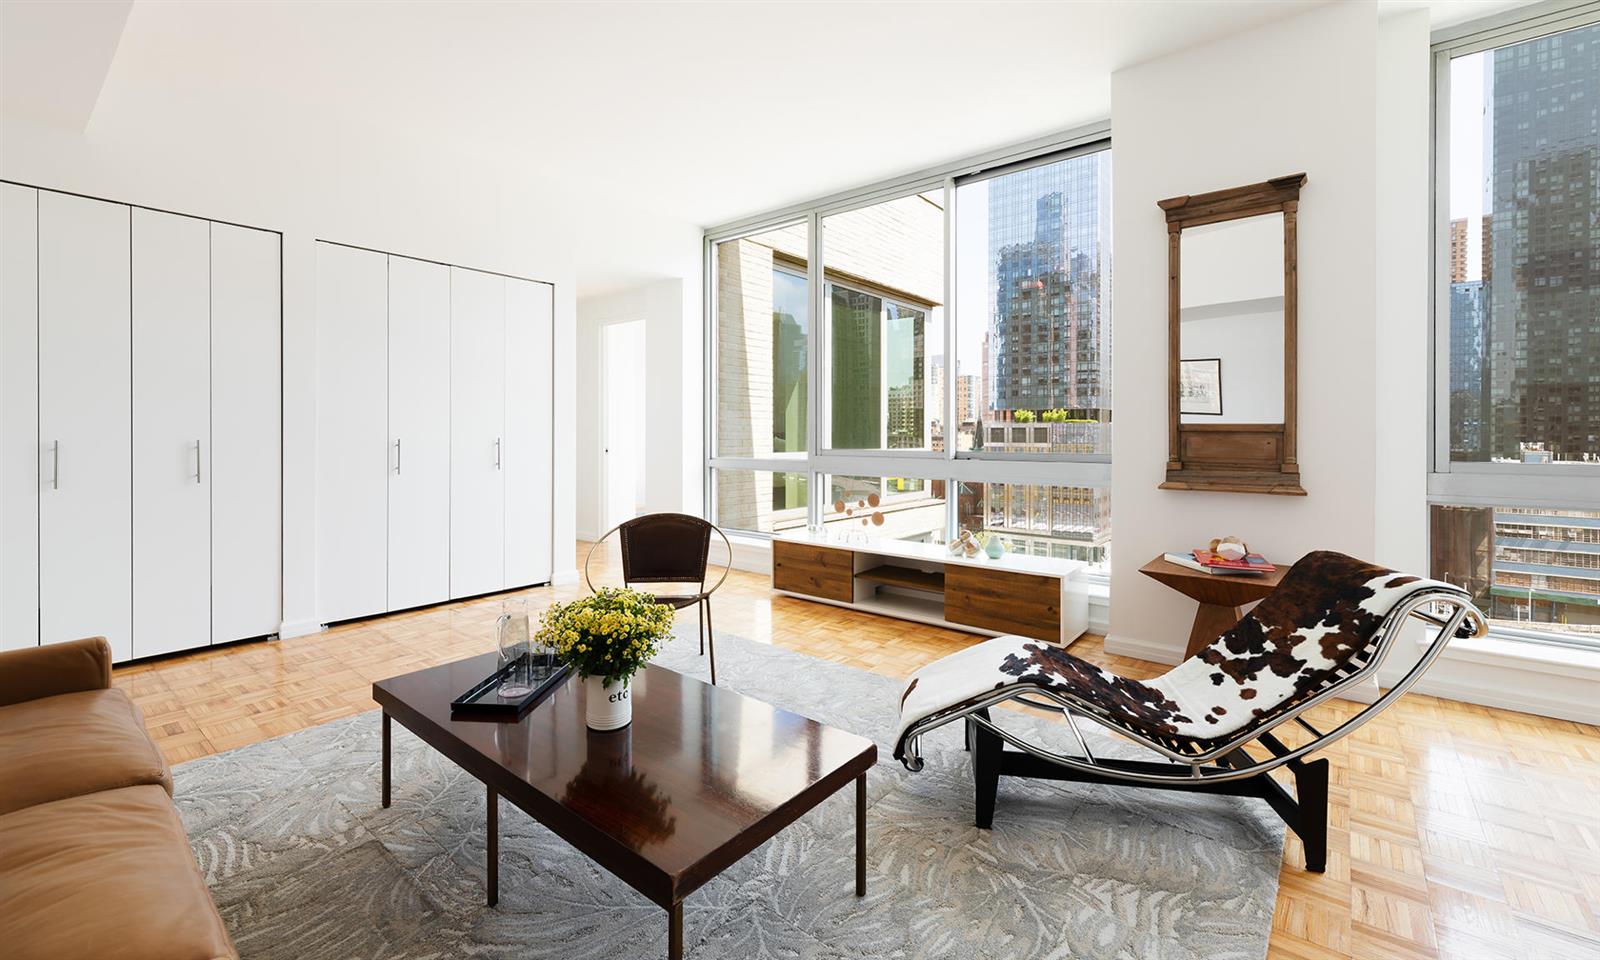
top-left (1295, 758), bottom-right (1330, 873)
top-left (705, 598), bottom-right (717, 686)
top-left (698, 599), bottom-right (705, 656)
top-left (971, 708), bottom-right (999, 829)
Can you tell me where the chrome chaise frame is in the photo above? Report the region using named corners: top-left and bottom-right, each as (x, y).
top-left (897, 588), bottom-right (1485, 871)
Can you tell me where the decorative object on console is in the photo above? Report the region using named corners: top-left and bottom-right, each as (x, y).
top-left (832, 493), bottom-right (884, 536)
top-left (1160, 173), bottom-right (1306, 495)
top-left (894, 550), bottom-right (1486, 874)
top-left (979, 531), bottom-right (1005, 559)
top-left (948, 528), bottom-right (983, 558)
top-left (536, 587), bottom-right (674, 730)
top-left (1208, 535), bottom-right (1249, 561)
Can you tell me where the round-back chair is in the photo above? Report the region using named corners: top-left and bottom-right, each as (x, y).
top-left (583, 513), bottom-right (732, 684)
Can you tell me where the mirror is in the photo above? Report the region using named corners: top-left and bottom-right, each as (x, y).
top-left (1179, 214), bottom-right (1284, 424)
top-left (1159, 174), bottom-right (1305, 496)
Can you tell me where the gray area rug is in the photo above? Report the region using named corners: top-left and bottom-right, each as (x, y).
top-left (174, 628), bottom-right (1284, 959)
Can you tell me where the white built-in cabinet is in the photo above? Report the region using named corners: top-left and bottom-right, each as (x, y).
top-left (314, 243), bottom-right (389, 624)
top-left (1, 183), bottom-right (42, 653)
top-left (448, 267), bottom-right (508, 600)
top-left (0, 184), bottom-right (281, 662)
top-left (502, 278), bottom-right (553, 589)
top-left (38, 192), bottom-right (134, 661)
top-left (132, 208), bottom-right (211, 658)
top-left (210, 224), bottom-right (284, 646)
top-left (387, 257), bottom-right (452, 611)
top-left (314, 242), bottom-right (553, 625)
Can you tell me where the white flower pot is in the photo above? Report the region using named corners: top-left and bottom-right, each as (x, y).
top-left (585, 674), bottom-right (633, 731)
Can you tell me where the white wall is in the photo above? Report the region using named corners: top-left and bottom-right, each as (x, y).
top-left (1179, 214), bottom-right (1283, 307)
top-left (1108, 1), bottom-right (1386, 662)
top-left (1373, 8), bottom-right (1439, 684)
top-left (1372, 7), bottom-right (1431, 578)
top-left (1180, 302), bottom-right (1285, 423)
top-left (576, 274), bottom-right (705, 542)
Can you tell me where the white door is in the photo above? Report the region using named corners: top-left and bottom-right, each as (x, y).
top-left (132, 209), bottom-right (211, 659)
top-left (449, 266), bottom-right (505, 599)
top-left (38, 192), bottom-right (133, 660)
top-left (315, 242), bottom-right (389, 623)
top-left (387, 255), bottom-right (451, 610)
top-left (0, 184), bottom-right (38, 652)
top-left (602, 319), bottom-right (646, 531)
top-left (504, 278), bottom-right (553, 588)
top-left (211, 222), bottom-right (281, 643)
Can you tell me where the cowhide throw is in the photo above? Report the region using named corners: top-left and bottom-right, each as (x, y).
top-left (894, 551), bottom-right (1470, 766)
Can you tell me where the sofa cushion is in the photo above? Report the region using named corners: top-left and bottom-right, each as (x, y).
top-left (0, 784), bottom-right (236, 960)
top-left (0, 687), bottom-right (171, 815)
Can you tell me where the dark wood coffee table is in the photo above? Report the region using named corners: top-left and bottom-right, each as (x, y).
top-left (372, 654), bottom-right (877, 959)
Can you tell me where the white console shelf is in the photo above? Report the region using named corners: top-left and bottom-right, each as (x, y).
top-left (770, 530), bottom-right (1090, 646)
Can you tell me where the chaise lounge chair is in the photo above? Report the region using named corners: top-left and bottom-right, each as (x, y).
top-left (893, 550), bottom-right (1485, 871)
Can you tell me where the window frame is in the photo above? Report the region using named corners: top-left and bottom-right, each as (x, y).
top-left (1428, 1), bottom-right (1600, 648)
top-left (704, 122), bottom-right (1113, 553)
top-left (1429, 0), bottom-right (1600, 507)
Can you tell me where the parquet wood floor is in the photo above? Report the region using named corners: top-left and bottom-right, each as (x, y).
top-left (114, 542), bottom-right (1600, 960)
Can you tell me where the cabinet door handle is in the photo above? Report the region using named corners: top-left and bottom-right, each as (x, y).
top-left (494, 437), bottom-right (501, 470)
top-left (195, 440), bottom-right (203, 484)
top-left (50, 440), bottom-right (59, 490)
top-left (394, 438), bottom-right (402, 475)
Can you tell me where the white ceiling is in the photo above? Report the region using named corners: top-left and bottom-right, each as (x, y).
top-left (0, 0), bottom-right (1535, 295)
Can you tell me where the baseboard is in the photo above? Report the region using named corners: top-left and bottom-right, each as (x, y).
top-left (1408, 673), bottom-right (1600, 726)
top-left (551, 568), bottom-right (581, 587)
top-left (1102, 632), bottom-right (1184, 666)
top-left (725, 534), bottom-right (774, 575)
top-left (278, 619), bottom-right (323, 640)
top-left (1087, 595), bottom-right (1110, 637)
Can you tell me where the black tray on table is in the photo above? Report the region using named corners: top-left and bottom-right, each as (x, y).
top-left (450, 655), bottom-right (571, 721)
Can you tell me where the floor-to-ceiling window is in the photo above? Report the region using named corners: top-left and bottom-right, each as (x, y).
top-left (1431, 7), bottom-right (1600, 649)
top-left (706, 129), bottom-right (1112, 568)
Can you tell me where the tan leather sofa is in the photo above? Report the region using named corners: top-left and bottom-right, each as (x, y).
top-left (0, 637), bottom-right (237, 960)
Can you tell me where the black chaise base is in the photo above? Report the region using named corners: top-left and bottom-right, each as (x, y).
top-left (966, 708), bottom-right (1328, 872)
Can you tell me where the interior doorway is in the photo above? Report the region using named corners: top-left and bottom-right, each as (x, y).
top-left (600, 318), bottom-right (647, 532)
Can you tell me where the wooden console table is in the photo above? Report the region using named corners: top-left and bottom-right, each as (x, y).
top-left (1138, 554), bottom-right (1286, 658)
top-left (771, 531), bottom-right (1089, 646)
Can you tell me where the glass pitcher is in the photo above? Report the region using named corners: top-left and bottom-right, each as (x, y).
top-left (497, 599), bottom-right (533, 698)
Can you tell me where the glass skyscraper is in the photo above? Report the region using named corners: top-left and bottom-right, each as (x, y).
top-left (984, 151), bottom-right (1112, 421)
top-left (1448, 279), bottom-right (1488, 458)
top-left (1486, 21), bottom-right (1600, 463)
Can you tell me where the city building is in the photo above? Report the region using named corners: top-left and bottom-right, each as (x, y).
top-left (1433, 504), bottom-right (1600, 636)
top-left (1448, 279), bottom-right (1488, 457)
top-left (1448, 217), bottom-right (1468, 282)
top-left (1485, 21), bottom-right (1600, 463)
top-left (985, 154), bottom-right (1113, 423)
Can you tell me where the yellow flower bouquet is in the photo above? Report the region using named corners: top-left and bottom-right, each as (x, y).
top-left (535, 587), bottom-right (675, 689)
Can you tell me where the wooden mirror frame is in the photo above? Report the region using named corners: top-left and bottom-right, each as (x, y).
top-left (1158, 173), bottom-right (1307, 496)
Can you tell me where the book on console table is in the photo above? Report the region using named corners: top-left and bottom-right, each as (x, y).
top-left (1165, 550), bottom-right (1276, 576)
